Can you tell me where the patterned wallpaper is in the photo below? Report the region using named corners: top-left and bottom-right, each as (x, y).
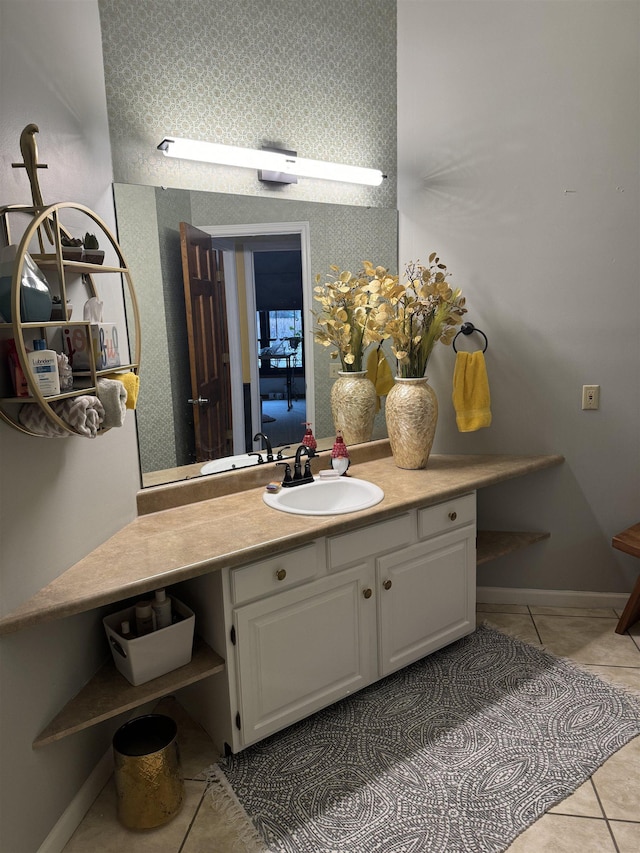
top-left (102, 0), bottom-right (398, 479)
top-left (99, 0), bottom-right (396, 209)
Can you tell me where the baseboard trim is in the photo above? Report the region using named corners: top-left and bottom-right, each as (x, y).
top-left (37, 747), bottom-right (113, 853)
top-left (477, 587), bottom-right (629, 610)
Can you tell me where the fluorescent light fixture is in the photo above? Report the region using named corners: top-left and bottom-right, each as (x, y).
top-left (157, 137), bottom-right (385, 186)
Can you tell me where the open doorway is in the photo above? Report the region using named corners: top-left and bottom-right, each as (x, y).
top-left (253, 247), bottom-right (306, 448)
top-left (205, 221), bottom-right (314, 457)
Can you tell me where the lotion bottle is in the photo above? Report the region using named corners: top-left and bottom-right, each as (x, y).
top-left (27, 339), bottom-right (60, 396)
top-left (152, 589), bottom-right (172, 630)
top-left (135, 601), bottom-right (156, 635)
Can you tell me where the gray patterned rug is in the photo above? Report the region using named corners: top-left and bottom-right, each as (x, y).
top-left (210, 624), bottom-right (640, 852)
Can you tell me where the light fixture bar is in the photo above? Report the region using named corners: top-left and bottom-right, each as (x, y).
top-left (157, 137), bottom-right (385, 186)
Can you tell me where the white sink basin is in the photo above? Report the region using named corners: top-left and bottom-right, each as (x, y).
top-left (263, 477), bottom-right (384, 516)
top-left (201, 454), bottom-right (260, 475)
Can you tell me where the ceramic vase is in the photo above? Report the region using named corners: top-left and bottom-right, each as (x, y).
top-left (385, 376), bottom-right (438, 469)
top-left (331, 370), bottom-right (377, 446)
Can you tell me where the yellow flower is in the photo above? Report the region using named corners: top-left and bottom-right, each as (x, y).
top-left (379, 255), bottom-right (466, 378)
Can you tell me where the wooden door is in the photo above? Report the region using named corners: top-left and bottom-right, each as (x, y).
top-left (180, 222), bottom-right (232, 461)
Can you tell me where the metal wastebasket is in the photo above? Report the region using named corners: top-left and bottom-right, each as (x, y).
top-left (113, 714), bottom-right (184, 830)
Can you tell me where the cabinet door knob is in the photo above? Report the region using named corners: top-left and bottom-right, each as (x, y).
top-left (362, 588), bottom-right (373, 599)
top-left (383, 579), bottom-right (392, 590)
top-left (276, 569), bottom-right (287, 581)
top-left (448, 511), bottom-right (457, 521)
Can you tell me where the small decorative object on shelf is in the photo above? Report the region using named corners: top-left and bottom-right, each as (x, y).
top-left (83, 232), bottom-right (104, 265)
top-left (60, 234), bottom-right (83, 261)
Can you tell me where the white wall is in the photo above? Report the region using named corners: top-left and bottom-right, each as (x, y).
top-left (1, 0), bottom-right (638, 848)
top-left (0, 3), bottom-right (140, 851)
top-left (398, 0), bottom-right (640, 593)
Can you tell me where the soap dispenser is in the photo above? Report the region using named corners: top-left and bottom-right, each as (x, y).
top-left (331, 431), bottom-right (350, 475)
top-left (301, 422), bottom-right (317, 455)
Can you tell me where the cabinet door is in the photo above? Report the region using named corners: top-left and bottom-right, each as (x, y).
top-left (234, 563), bottom-right (376, 747)
top-left (377, 524), bottom-right (476, 677)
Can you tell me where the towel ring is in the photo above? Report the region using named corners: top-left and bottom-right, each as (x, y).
top-left (452, 322), bottom-right (488, 353)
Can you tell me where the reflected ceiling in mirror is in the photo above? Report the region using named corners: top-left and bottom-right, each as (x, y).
top-left (113, 183), bottom-right (397, 487)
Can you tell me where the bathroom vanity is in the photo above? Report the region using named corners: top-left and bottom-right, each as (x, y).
top-left (0, 447), bottom-right (563, 752)
top-left (178, 492), bottom-right (476, 753)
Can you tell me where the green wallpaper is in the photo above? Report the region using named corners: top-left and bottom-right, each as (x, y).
top-left (99, 0), bottom-right (396, 209)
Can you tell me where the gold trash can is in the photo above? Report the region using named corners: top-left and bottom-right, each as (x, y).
top-left (112, 714), bottom-right (184, 830)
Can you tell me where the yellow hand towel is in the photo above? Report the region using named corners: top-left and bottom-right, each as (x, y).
top-left (366, 347), bottom-right (395, 411)
top-left (452, 350), bottom-right (492, 432)
top-left (104, 371), bottom-right (140, 410)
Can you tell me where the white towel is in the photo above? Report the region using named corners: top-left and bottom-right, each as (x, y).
top-left (96, 377), bottom-right (127, 428)
top-left (19, 396), bottom-right (105, 438)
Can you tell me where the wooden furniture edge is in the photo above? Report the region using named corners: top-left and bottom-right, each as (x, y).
top-left (612, 522), bottom-right (640, 634)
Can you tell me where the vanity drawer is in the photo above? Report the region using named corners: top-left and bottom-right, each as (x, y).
top-left (231, 544), bottom-right (319, 604)
top-left (418, 493), bottom-right (476, 540)
top-left (327, 513), bottom-right (415, 570)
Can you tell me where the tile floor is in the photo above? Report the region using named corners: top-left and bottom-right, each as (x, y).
top-left (62, 605), bottom-right (640, 853)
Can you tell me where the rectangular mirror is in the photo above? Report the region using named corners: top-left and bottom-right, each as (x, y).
top-left (113, 183), bottom-right (397, 486)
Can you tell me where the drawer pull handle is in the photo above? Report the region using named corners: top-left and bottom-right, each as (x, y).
top-left (448, 511), bottom-right (457, 521)
top-left (363, 588), bottom-right (373, 599)
top-left (383, 579), bottom-right (392, 590)
top-left (276, 569), bottom-right (287, 581)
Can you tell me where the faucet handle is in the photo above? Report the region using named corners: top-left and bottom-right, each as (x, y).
top-left (249, 451), bottom-right (264, 464)
top-left (276, 445), bottom-right (291, 460)
top-left (276, 461), bottom-right (293, 485)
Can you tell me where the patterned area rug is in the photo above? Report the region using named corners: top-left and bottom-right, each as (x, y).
top-left (209, 624), bottom-right (640, 853)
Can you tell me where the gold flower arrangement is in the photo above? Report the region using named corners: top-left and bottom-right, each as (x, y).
top-left (314, 254), bottom-right (466, 377)
top-left (313, 262), bottom-right (395, 372)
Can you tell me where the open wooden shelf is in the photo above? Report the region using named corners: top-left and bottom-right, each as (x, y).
top-left (33, 636), bottom-right (224, 749)
top-left (477, 530), bottom-right (550, 565)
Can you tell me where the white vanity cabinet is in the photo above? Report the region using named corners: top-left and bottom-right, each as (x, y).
top-left (378, 500), bottom-right (476, 675)
top-left (178, 492), bottom-right (477, 756)
top-left (235, 562), bottom-right (377, 747)
top-left (328, 494), bottom-right (476, 678)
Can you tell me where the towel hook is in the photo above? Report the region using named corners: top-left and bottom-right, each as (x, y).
top-left (452, 322), bottom-right (488, 353)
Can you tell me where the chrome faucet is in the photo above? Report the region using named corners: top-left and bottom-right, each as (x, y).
top-left (252, 432), bottom-right (274, 463)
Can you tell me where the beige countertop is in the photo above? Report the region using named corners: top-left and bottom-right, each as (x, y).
top-left (0, 451), bottom-right (563, 637)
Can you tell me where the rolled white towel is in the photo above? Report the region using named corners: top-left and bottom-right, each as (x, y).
top-left (96, 377), bottom-right (127, 428)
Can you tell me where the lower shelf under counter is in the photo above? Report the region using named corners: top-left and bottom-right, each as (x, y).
top-left (33, 529), bottom-right (550, 750)
top-left (33, 636), bottom-right (224, 749)
top-left (476, 530), bottom-right (550, 565)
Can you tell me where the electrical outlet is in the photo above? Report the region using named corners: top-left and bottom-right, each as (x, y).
top-left (582, 385), bottom-right (600, 410)
top-left (329, 363), bottom-right (340, 378)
